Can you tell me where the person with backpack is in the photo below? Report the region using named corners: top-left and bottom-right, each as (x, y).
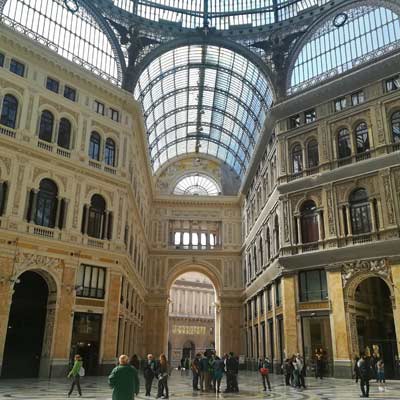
top-left (67, 354), bottom-right (84, 398)
top-left (258, 357), bottom-right (272, 391)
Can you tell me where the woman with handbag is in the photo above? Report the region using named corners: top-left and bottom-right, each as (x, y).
top-left (258, 357), bottom-right (272, 391)
top-left (67, 354), bottom-right (84, 397)
top-left (156, 353), bottom-right (170, 399)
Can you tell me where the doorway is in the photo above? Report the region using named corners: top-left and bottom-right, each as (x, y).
top-left (70, 313), bottom-right (102, 376)
top-left (2, 271), bottom-right (50, 378)
top-left (168, 272), bottom-right (216, 367)
top-left (354, 277), bottom-right (398, 379)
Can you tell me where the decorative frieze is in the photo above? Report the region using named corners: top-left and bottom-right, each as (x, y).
top-left (340, 258), bottom-right (389, 288)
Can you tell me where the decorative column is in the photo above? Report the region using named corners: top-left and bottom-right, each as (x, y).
top-left (391, 264), bottom-right (400, 359)
top-left (282, 275), bottom-right (298, 357)
top-left (103, 211), bottom-right (110, 239)
top-left (318, 211), bottom-right (324, 241)
top-left (101, 271), bottom-right (122, 374)
top-left (296, 216), bottom-right (302, 244)
top-left (29, 189), bottom-right (38, 223)
top-left (345, 206), bottom-right (352, 236)
top-left (83, 204), bottom-right (90, 234)
top-left (327, 270), bottom-right (352, 378)
top-left (369, 201), bottom-right (377, 233)
top-left (54, 197), bottom-right (62, 228)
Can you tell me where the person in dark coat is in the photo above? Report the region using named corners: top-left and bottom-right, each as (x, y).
top-left (143, 354), bottom-right (157, 396)
top-left (109, 355), bottom-right (139, 400)
top-left (130, 354), bottom-right (140, 370)
top-left (225, 352), bottom-right (239, 392)
top-left (191, 353), bottom-right (201, 391)
top-left (315, 348), bottom-right (324, 379)
top-left (358, 354), bottom-right (372, 398)
top-left (156, 353), bottom-right (170, 399)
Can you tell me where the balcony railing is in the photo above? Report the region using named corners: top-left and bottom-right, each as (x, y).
top-left (26, 224), bottom-right (61, 239)
top-left (169, 243), bottom-right (221, 250)
top-left (0, 124), bottom-right (17, 138)
top-left (37, 139), bottom-right (54, 152)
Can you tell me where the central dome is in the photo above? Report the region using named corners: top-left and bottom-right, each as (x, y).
top-left (111, 0), bottom-right (330, 30)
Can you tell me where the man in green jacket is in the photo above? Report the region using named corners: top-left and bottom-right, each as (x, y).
top-left (109, 355), bottom-right (140, 400)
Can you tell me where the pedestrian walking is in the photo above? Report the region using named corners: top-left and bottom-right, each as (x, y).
top-left (144, 354), bottom-right (157, 396)
top-left (156, 353), bottom-right (170, 399)
top-left (258, 357), bottom-right (272, 391)
top-left (354, 356), bottom-right (360, 383)
top-left (358, 353), bottom-right (372, 398)
top-left (108, 354), bottom-right (140, 400)
top-left (191, 353), bottom-right (201, 391)
top-left (67, 354), bottom-right (84, 398)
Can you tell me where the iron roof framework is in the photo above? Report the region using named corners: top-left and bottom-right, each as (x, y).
top-left (134, 44), bottom-right (274, 175)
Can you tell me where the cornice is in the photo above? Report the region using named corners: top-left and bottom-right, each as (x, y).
top-left (153, 194), bottom-right (241, 208)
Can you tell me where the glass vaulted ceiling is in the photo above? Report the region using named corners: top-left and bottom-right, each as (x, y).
top-left (112, 0), bottom-right (330, 30)
top-left (134, 45), bottom-right (273, 175)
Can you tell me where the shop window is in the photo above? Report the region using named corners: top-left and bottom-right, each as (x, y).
top-left (89, 131), bottom-right (101, 160)
top-left (38, 110), bottom-right (54, 142)
top-left (95, 100), bottom-right (105, 115)
top-left (0, 94), bottom-right (18, 129)
top-left (299, 269), bottom-right (328, 302)
top-left (351, 91), bottom-right (365, 106)
top-left (300, 200), bottom-right (319, 244)
top-left (385, 76), bottom-right (399, 92)
top-left (304, 109), bottom-right (316, 124)
top-left (289, 114), bottom-right (301, 129)
top-left (46, 77), bottom-right (59, 93)
top-left (349, 188), bottom-right (372, 235)
top-left (334, 97), bottom-right (346, 111)
top-left (76, 264), bottom-right (106, 299)
top-left (64, 86), bottom-right (76, 101)
top-left (57, 118), bottom-right (72, 149)
top-left (10, 59), bottom-right (25, 76)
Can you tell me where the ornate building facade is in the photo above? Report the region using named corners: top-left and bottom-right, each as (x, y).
top-left (0, 0), bottom-right (399, 381)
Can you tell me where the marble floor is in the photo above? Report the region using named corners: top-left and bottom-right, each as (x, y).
top-left (0, 371), bottom-right (399, 399)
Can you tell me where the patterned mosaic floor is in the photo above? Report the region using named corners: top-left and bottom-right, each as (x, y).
top-left (0, 371), bottom-right (399, 399)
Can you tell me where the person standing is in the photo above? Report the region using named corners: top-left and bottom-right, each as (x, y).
top-left (130, 354), bottom-right (140, 370)
top-left (108, 355), bottom-right (139, 400)
top-left (144, 354), bottom-right (157, 397)
top-left (315, 348), bottom-right (324, 379)
top-left (67, 354), bottom-right (83, 398)
top-left (156, 353), bottom-right (170, 399)
top-left (282, 358), bottom-right (293, 386)
top-left (377, 359), bottom-right (385, 392)
top-left (212, 355), bottom-right (225, 393)
top-left (358, 354), bottom-right (372, 398)
top-left (225, 352), bottom-right (239, 393)
top-left (258, 357), bottom-right (272, 391)
top-left (354, 356), bottom-right (360, 383)
top-left (191, 353), bottom-right (201, 391)
top-left (200, 352), bottom-right (210, 392)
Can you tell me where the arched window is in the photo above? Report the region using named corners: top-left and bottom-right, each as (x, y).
top-left (349, 189), bottom-right (372, 235)
top-left (57, 118), bottom-right (71, 149)
top-left (291, 144), bottom-right (303, 174)
top-left (274, 215), bottom-right (280, 255)
top-left (35, 179), bottom-right (58, 228)
top-left (391, 111), bottom-right (400, 144)
top-left (86, 194), bottom-right (106, 239)
top-left (173, 174), bottom-right (220, 196)
top-left (0, 94), bottom-right (18, 128)
top-left (300, 201), bottom-right (319, 244)
top-left (289, 5), bottom-right (400, 93)
top-left (307, 140), bottom-right (319, 169)
top-left (104, 138), bottom-right (116, 166)
top-left (258, 236), bottom-right (263, 267)
top-left (266, 227), bottom-right (271, 262)
top-left (89, 132), bottom-right (101, 161)
top-left (38, 110), bottom-right (54, 142)
top-left (354, 122), bottom-right (370, 154)
top-left (337, 128), bottom-right (351, 159)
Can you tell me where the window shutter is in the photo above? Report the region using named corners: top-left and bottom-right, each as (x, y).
top-left (81, 204), bottom-right (87, 234)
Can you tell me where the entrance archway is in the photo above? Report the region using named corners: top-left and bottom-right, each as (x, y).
top-left (1, 270), bottom-right (56, 378)
top-left (350, 277), bottom-right (398, 378)
top-left (167, 270), bottom-right (218, 367)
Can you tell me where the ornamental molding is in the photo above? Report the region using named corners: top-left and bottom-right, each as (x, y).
top-left (340, 258), bottom-right (389, 288)
top-left (15, 252), bottom-right (62, 271)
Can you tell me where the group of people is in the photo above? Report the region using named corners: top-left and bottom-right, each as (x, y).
top-left (354, 353), bottom-right (386, 398)
top-left (282, 354), bottom-right (307, 389)
top-left (190, 351), bottom-right (239, 393)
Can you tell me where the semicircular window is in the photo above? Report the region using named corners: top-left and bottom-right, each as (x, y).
top-left (134, 45), bottom-right (273, 177)
top-left (1, 0), bottom-right (121, 84)
top-left (173, 174), bottom-right (220, 196)
top-left (289, 4), bottom-right (400, 94)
